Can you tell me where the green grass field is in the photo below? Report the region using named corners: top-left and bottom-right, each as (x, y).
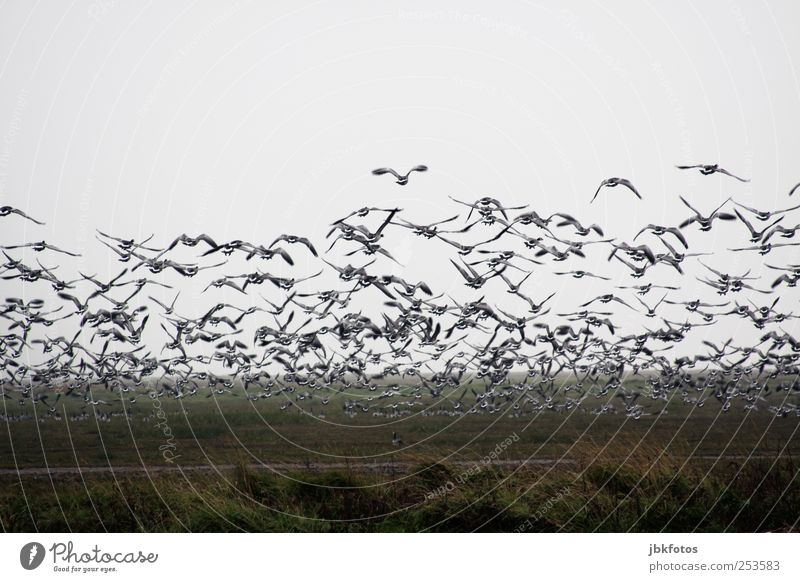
top-left (2, 445), bottom-right (798, 532)
top-left (1, 388), bottom-right (799, 532)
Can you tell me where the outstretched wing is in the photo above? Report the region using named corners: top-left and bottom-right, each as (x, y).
top-left (372, 167), bottom-right (401, 179)
top-left (716, 167), bottom-right (749, 182)
top-left (776, 202), bottom-right (800, 215)
top-left (590, 182), bottom-right (605, 203)
top-left (666, 227), bottom-right (689, 249)
top-left (553, 212), bottom-right (578, 226)
top-left (734, 209), bottom-right (756, 236)
top-left (9, 207), bottom-right (45, 225)
top-left (633, 225), bottom-right (653, 240)
top-left (449, 259), bottom-right (471, 281)
top-left (47, 243), bottom-right (81, 257)
top-left (296, 237), bottom-right (318, 257)
top-left (619, 178), bottom-right (642, 199)
top-left (678, 195), bottom-right (701, 216)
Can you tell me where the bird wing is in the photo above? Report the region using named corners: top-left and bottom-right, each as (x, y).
top-left (590, 183), bottom-right (604, 203)
top-left (633, 295), bottom-right (649, 311)
top-left (96, 230), bottom-right (123, 243)
top-left (614, 255), bottom-right (636, 270)
top-left (487, 198), bottom-right (510, 219)
top-left (57, 292), bottom-right (82, 310)
top-left (149, 296), bottom-right (169, 311)
top-left (274, 246), bottom-right (295, 265)
top-left (429, 214), bottom-right (460, 227)
top-left (449, 259), bottom-right (471, 281)
top-left (666, 228), bottom-right (689, 249)
top-left (109, 268), bottom-right (129, 285)
top-left (47, 244), bottom-right (80, 256)
top-left (269, 234), bottom-right (288, 248)
top-left (660, 238), bottom-right (678, 256)
top-left (679, 195), bottom-right (701, 216)
top-left (299, 237), bottom-right (318, 256)
top-left (619, 179), bottom-right (642, 199)
top-left (734, 209), bottom-right (756, 236)
top-left (372, 168), bottom-right (401, 179)
top-left (196, 233), bottom-right (218, 247)
top-left (11, 207), bottom-right (45, 225)
top-left (717, 167), bottom-right (749, 182)
top-left (553, 213), bottom-right (578, 226)
top-left (776, 202), bottom-right (800, 215)
top-left (613, 296), bottom-right (632, 309)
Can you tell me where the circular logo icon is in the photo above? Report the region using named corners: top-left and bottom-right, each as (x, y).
top-left (20, 542), bottom-right (46, 570)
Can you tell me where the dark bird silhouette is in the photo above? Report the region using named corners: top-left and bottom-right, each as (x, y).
top-left (762, 223), bottom-right (800, 243)
top-left (591, 178), bottom-right (642, 203)
top-left (678, 196), bottom-right (736, 231)
top-left (371, 165), bottom-right (428, 185)
top-left (552, 213), bottom-right (604, 236)
top-left (0, 206), bottom-right (45, 225)
top-left (270, 234), bottom-right (318, 257)
top-left (2, 241), bottom-right (80, 256)
top-left (332, 207), bottom-right (401, 225)
top-left (449, 196), bottom-right (527, 222)
top-left (159, 233), bottom-right (218, 254)
top-left (392, 215), bottom-right (460, 238)
top-left (149, 292), bottom-right (180, 315)
top-left (676, 164), bottom-right (749, 182)
top-left (97, 231), bottom-right (160, 253)
top-left (734, 209), bottom-right (784, 242)
top-left (734, 200), bottom-right (800, 222)
top-left (450, 259), bottom-right (505, 289)
top-left (634, 224), bottom-right (688, 249)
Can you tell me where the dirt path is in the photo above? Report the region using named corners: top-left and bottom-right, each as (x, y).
top-left (0, 454), bottom-right (788, 477)
top-left (0, 458), bottom-right (575, 476)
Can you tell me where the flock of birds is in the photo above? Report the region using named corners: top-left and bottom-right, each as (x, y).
top-left (2, 163), bottom-right (800, 427)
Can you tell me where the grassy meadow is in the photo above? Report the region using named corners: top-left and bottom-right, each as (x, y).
top-left (1, 387), bottom-right (799, 532)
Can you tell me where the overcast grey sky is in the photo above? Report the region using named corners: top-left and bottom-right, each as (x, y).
top-left (1, 0), bottom-right (799, 356)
